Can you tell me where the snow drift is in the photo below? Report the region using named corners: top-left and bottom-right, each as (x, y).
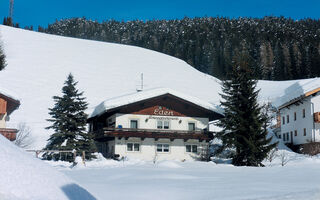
top-left (0, 134), bottom-right (96, 200)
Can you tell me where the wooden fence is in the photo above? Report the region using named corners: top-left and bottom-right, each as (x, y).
top-left (26, 150), bottom-right (86, 165)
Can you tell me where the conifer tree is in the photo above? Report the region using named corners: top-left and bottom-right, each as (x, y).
top-left (217, 50), bottom-right (277, 166)
top-left (44, 73), bottom-right (96, 162)
top-left (0, 43), bottom-right (6, 71)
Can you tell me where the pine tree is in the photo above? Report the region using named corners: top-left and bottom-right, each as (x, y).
top-left (44, 73), bottom-right (96, 162)
top-left (0, 43), bottom-right (6, 71)
top-left (217, 50), bottom-right (277, 166)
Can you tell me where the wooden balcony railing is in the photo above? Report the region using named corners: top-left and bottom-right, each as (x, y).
top-left (103, 127), bottom-right (204, 134)
top-left (94, 127), bottom-right (213, 142)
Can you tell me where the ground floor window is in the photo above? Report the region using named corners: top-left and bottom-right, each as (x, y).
top-left (127, 143), bottom-right (140, 152)
top-left (157, 144), bottom-right (169, 152)
top-left (186, 144), bottom-right (197, 153)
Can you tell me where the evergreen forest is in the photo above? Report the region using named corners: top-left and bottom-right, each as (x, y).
top-left (40, 17), bottom-right (320, 80)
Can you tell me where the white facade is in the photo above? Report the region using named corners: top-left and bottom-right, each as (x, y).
top-left (95, 113), bottom-right (210, 161)
top-left (278, 93), bottom-right (320, 145)
top-left (107, 113), bottom-right (209, 131)
top-left (112, 137), bottom-right (207, 161)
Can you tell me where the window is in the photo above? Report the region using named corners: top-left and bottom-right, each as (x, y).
top-left (294, 130), bottom-right (297, 136)
top-left (157, 144), bottom-right (169, 152)
top-left (186, 145), bottom-right (197, 153)
top-left (282, 134), bottom-right (285, 141)
top-left (304, 128), bottom-right (306, 136)
top-left (303, 109), bottom-right (306, 118)
top-left (278, 134), bottom-right (281, 139)
top-left (130, 120), bottom-right (138, 129)
top-left (157, 120), bottom-right (169, 129)
top-left (286, 132), bottom-right (289, 141)
top-left (127, 143), bottom-right (140, 152)
top-left (188, 122), bottom-right (196, 131)
top-left (294, 112), bottom-right (297, 121)
top-left (282, 116), bottom-right (285, 125)
top-left (287, 115), bottom-right (289, 123)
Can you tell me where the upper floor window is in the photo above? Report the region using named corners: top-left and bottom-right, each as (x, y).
top-left (287, 115), bottom-right (289, 123)
top-left (188, 122), bottom-right (196, 131)
top-left (282, 116), bottom-right (285, 125)
top-left (294, 112), bottom-right (297, 121)
top-left (130, 120), bottom-right (138, 129)
top-left (303, 109), bottom-right (306, 118)
top-left (157, 120), bottom-right (169, 129)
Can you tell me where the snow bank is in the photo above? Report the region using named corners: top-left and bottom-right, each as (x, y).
top-left (0, 135), bottom-right (96, 200)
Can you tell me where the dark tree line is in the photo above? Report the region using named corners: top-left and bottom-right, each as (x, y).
top-left (40, 17), bottom-right (320, 81)
top-left (0, 42), bottom-right (6, 71)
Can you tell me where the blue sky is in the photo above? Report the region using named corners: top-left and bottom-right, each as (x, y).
top-left (1, 0), bottom-right (320, 28)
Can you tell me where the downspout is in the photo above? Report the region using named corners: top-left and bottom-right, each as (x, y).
top-left (311, 102), bottom-right (315, 142)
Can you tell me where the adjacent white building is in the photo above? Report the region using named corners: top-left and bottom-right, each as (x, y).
top-left (88, 88), bottom-right (223, 161)
top-left (275, 79), bottom-right (320, 145)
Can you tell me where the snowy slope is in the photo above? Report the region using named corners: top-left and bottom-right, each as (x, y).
top-left (0, 134), bottom-right (96, 200)
top-left (0, 25), bottom-right (317, 148)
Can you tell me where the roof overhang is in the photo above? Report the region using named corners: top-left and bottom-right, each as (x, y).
top-left (278, 87), bottom-right (320, 110)
top-left (0, 93), bottom-right (20, 115)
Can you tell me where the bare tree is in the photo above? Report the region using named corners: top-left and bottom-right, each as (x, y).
top-left (266, 148), bottom-right (278, 166)
top-left (279, 151), bottom-right (290, 166)
top-left (14, 122), bottom-right (33, 148)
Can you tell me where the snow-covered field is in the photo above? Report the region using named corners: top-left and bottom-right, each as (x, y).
top-left (46, 151), bottom-right (320, 200)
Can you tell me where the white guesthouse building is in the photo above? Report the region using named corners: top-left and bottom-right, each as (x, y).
top-left (88, 88), bottom-right (223, 161)
top-left (276, 79), bottom-right (320, 145)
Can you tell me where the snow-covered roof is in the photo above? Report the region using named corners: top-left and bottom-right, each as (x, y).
top-left (274, 78), bottom-right (320, 108)
top-left (89, 87), bottom-right (223, 118)
top-left (0, 86), bottom-right (20, 102)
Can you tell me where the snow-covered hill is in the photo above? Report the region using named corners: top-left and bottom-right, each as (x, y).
top-left (0, 25), bottom-right (315, 148)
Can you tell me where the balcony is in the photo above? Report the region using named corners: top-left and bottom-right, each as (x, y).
top-left (94, 127), bottom-right (212, 142)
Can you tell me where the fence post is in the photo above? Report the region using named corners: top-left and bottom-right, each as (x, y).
top-left (82, 151), bottom-right (86, 166)
top-left (73, 150), bottom-right (77, 162)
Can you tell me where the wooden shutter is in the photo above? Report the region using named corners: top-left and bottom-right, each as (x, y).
top-left (0, 98), bottom-right (7, 114)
